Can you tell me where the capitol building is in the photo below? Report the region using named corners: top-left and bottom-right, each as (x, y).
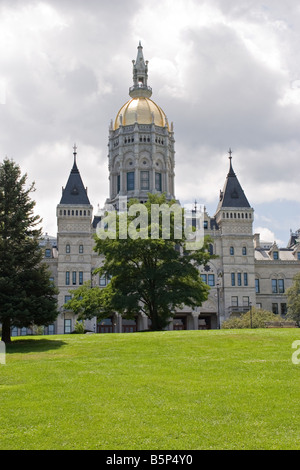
top-left (19, 43), bottom-right (300, 336)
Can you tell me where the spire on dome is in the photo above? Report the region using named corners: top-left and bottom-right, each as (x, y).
top-left (129, 42), bottom-right (152, 98)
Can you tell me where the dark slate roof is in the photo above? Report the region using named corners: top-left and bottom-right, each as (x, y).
top-left (60, 160), bottom-right (90, 205)
top-left (92, 215), bottom-right (102, 229)
top-left (216, 158), bottom-right (251, 211)
top-left (210, 217), bottom-right (219, 230)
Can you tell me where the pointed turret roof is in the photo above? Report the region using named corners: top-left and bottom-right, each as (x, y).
top-left (60, 145), bottom-right (90, 205)
top-left (216, 149), bottom-right (251, 212)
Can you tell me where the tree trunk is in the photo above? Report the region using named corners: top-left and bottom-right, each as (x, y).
top-left (1, 317), bottom-right (11, 343)
top-left (150, 308), bottom-right (166, 331)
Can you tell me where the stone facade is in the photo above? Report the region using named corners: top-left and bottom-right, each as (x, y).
top-left (13, 43), bottom-right (300, 336)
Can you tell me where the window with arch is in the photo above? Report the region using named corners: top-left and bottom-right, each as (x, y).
top-left (155, 172), bottom-right (162, 191)
top-left (66, 244), bottom-right (70, 254)
top-left (272, 278), bottom-right (285, 294)
top-left (127, 171), bottom-right (135, 190)
top-left (140, 171), bottom-right (150, 190)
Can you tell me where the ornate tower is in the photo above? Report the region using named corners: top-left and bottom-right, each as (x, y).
top-left (106, 42), bottom-right (175, 209)
top-left (215, 150), bottom-right (256, 319)
top-left (56, 146), bottom-right (93, 332)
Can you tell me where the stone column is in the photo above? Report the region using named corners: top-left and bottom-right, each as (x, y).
top-left (192, 313), bottom-right (199, 330)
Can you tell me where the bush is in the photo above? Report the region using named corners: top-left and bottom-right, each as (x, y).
top-left (72, 321), bottom-right (85, 334)
top-left (222, 308), bottom-right (286, 329)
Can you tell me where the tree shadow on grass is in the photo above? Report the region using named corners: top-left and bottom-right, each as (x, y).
top-left (6, 338), bottom-right (67, 355)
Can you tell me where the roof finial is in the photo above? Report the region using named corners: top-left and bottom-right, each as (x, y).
top-left (73, 143), bottom-right (77, 164)
top-left (227, 148), bottom-right (235, 176)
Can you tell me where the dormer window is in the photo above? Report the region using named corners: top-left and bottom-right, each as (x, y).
top-left (273, 251), bottom-right (279, 260)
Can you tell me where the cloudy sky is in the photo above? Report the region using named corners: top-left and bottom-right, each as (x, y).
top-left (1, 0), bottom-right (300, 246)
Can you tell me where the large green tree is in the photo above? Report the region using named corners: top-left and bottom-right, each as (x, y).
top-left (66, 194), bottom-right (213, 331)
top-left (0, 158), bottom-right (58, 343)
top-left (286, 272), bottom-right (300, 326)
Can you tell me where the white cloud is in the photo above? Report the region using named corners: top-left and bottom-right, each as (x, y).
top-left (254, 226), bottom-right (285, 247)
top-left (0, 0), bottom-right (300, 245)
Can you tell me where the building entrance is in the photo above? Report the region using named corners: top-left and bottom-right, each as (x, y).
top-left (173, 316), bottom-right (187, 330)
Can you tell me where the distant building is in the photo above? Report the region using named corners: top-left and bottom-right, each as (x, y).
top-left (13, 43), bottom-right (300, 336)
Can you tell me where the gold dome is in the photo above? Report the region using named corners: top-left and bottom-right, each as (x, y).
top-left (114, 97), bottom-right (168, 130)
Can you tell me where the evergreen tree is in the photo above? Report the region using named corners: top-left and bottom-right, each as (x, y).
top-left (0, 158), bottom-right (58, 343)
top-left (286, 272), bottom-right (300, 327)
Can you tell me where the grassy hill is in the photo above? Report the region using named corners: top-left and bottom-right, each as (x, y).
top-left (0, 329), bottom-right (299, 450)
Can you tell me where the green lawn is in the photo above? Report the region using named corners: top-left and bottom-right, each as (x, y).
top-left (0, 329), bottom-right (299, 450)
